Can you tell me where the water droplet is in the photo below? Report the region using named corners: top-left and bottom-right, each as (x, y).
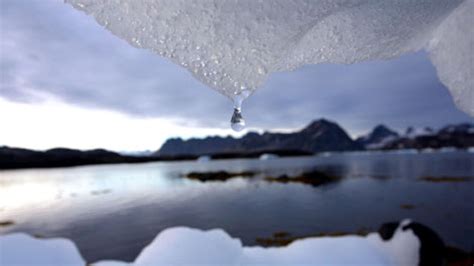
top-left (229, 90), bottom-right (251, 132)
top-left (230, 108), bottom-right (245, 132)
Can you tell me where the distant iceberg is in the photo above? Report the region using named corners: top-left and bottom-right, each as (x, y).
top-left (259, 153), bottom-right (278, 160)
top-left (197, 155), bottom-right (211, 162)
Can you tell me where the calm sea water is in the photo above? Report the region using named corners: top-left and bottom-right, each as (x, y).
top-left (1, 151), bottom-right (473, 262)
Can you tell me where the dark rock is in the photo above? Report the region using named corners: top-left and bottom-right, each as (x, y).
top-left (0, 146), bottom-right (161, 170)
top-left (0, 220), bottom-right (15, 227)
top-left (402, 222), bottom-right (445, 266)
top-left (377, 222), bottom-right (400, 241)
top-left (185, 171), bottom-right (255, 182)
top-left (379, 221), bottom-right (446, 266)
top-left (265, 169), bottom-right (341, 187)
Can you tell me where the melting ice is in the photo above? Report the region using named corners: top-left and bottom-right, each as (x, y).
top-left (66, 0), bottom-right (474, 129)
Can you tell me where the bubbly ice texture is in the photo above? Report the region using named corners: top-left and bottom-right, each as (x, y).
top-left (0, 223), bottom-right (420, 266)
top-left (65, 0), bottom-right (473, 116)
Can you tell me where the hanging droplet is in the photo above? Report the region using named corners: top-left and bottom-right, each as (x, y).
top-left (230, 108), bottom-right (245, 132)
top-left (229, 88), bottom-right (251, 132)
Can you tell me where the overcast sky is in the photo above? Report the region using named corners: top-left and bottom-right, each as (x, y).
top-left (1, 0), bottom-right (472, 151)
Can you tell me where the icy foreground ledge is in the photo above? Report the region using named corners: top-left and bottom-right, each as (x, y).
top-left (0, 233), bottom-right (85, 265)
top-left (0, 222), bottom-right (420, 266)
top-left (65, 0), bottom-right (473, 116)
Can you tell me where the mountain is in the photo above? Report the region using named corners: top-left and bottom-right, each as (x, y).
top-left (157, 119), bottom-right (363, 156)
top-left (381, 123), bottom-right (474, 150)
top-left (0, 147), bottom-right (163, 170)
top-left (2, 121), bottom-right (472, 170)
top-left (356, 125), bottom-right (399, 149)
top-left (404, 126), bottom-right (435, 139)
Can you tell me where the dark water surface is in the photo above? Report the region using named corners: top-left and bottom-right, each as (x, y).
top-left (1, 151), bottom-right (473, 262)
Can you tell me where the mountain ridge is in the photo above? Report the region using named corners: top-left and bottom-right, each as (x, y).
top-left (157, 119), bottom-right (362, 156)
top-left (156, 120), bottom-right (474, 156)
top-left (1, 120), bottom-right (473, 170)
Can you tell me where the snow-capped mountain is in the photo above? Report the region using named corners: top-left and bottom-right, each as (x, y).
top-left (356, 125), bottom-right (399, 150)
top-left (356, 123), bottom-right (474, 150)
top-left (404, 127), bottom-right (435, 139)
top-left (381, 124), bottom-right (474, 150)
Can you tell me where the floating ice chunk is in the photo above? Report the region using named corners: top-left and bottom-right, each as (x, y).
top-left (196, 155), bottom-right (211, 162)
top-left (65, 0), bottom-right (473, 116)
top-left (0, 233), bottom-right (85, 266)
top-left (259, 153), bottom-right (279, 160)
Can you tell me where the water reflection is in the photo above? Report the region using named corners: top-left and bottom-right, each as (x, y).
top-left (0, 151), bottom-right (473, 262)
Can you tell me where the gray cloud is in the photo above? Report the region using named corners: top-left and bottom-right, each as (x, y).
top-left (1, 0), bottom-right (472, 137)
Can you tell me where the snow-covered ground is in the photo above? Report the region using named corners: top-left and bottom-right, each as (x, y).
top-left (1, 221), bottom-right (423, 266)
top-left (0, 233), bottom-right (85, 266)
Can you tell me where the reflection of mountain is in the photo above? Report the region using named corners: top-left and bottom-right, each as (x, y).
top-left (158, 119), bottom-right (362, 156)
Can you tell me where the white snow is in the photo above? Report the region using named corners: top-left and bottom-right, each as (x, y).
top-left (366, 219), bottom-right (420, 266)
top-left (65, 0), bottom-right (473, 115)
top-left (0, 233), bottom-right (85, 266)
top-left (197, 155), bottom-right (211, 162)
top-left (404, 127), bottom-right (435, 139)
top-left (366, 135), bottom-right (398, 150)
top-left (1, 223), bottom-right (420, 266)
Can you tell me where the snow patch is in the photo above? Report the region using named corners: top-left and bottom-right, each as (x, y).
top-left (404, 127), bottom-right (435, 139)
top-left (366, 135), bottom-right (398, 150)
top-left (0, 233), bottom-right (85, 266)
top-left (1, 224), bottom-right (420, 266)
